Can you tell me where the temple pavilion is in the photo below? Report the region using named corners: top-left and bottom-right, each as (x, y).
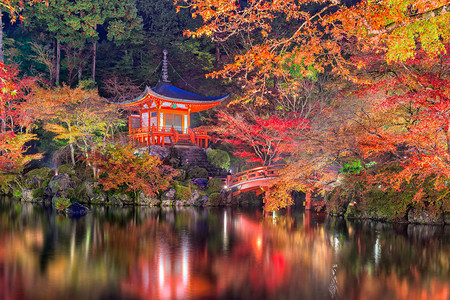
top-left (119, 50), bottom-right (227, 148)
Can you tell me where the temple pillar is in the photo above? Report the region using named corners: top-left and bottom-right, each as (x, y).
top-left (156, 108), bottom-right (160, 131)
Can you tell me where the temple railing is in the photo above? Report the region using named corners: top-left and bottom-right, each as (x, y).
top-left (129, 126), bottom-right (210, 148)
top-left (130, 126), bottom-right (179, 135)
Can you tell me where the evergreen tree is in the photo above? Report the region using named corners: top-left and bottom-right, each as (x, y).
top-left (25, 0), bottom-right (142, 85)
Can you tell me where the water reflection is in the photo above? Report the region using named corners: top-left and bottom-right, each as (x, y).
top-left (0, 197), bottom-right (449, 300)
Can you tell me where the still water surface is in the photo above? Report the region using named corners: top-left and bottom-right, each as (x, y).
top-left (0, 199), bottom-right (449, 300)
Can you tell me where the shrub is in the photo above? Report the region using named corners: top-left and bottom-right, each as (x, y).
top-left (208, 193), bottom-right (222, 206)
top-left (55, 196), bottom-right (71, 212)
top-left (42, 178), bottom-right (51, 189)
top-left (78, 79), bottom-right (97, 90)
top-left (25, 167), bottom-right (52, 180)
top-left (207, 178), bottom-right (223, 195)
top-left (58, 164), bottom-right (73, 175)
top-left (13, 189), bottom-right (22, 198)
top-left (0, 174), bottom-right (16, 195)
top-left (207, 149), bottom-right (230, 169)
top-left (24, 167), bottom-right (53, 189)
top-left (174, 181), bottom-right (191, 200)
top-left (32, 187), bottom-right (44, 199)
top-left (176, 169), bottom-right (187, 181)
top-left (188, 166), bottom-right (208, 179)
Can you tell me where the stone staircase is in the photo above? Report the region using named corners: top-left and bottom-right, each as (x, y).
top-left (174, 145), bottom-right (228, 178)
top-left (175, 139), bottom-right (195, 147)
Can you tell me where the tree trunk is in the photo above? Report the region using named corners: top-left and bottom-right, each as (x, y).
top-left (69, 143), bottom-right (75, 166)
top-left (92, 41), bottom-right (96, 82)
top-left (78, 48), bottom-right (82, 82)
top-left (446, 126), bottom-right (450, 155)
top-left (0, 8), bottom-right (4, 63)
top-left (56, 39), bottom-right (61, 85)
top-left (1, 114), bottom-right (5, 133)
top-left (78, 64), bottom-right (82, 82)
top-left (215, 42), bottom-right (220, 65)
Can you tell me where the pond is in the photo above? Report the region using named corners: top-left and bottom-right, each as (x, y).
top-left (0, 198), bottom-right (449, 300)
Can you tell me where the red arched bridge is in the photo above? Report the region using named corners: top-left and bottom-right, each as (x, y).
top-left (225, 165), bottom-right (325, 210)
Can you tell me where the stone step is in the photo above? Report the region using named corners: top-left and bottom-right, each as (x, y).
top-left (176, 139), bottom-right (194, 146)
top-left (174, 146), bottom-right (224, 177)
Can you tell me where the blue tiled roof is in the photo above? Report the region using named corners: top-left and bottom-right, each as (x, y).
top-left (119, 82), bottom-right (228, 105)
top-left (153, 82), bottom-right (225, 102)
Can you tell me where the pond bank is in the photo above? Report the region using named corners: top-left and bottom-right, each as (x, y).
top-left (3, 166), bottom-right (449, 225)
top-left (1, 167), bottom-right (261, 209)
top-left (330, 203), bottom-right (450, 225)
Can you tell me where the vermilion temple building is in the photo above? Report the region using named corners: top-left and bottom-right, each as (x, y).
top-left (119, 50), bottom-right (227, 148)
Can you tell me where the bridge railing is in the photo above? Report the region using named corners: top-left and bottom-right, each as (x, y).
top-left (227, 164), bottom-right (286, 186)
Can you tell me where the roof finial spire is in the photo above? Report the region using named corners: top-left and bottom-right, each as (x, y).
top-left (162, 49), bottom-right (170, 82)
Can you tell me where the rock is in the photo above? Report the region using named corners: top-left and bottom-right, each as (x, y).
top-left (119, 194), bottom-right (134, 205)
top-left (31, 188), bottom-right (45, 202)
top-left (84, 182), bottom-right (96, 199)
top-left (223, 191), bottom-right (232, 206)
top-left (161, 188), bottom-right (176, 201)
top-left (24, 167), bottom-right (52, 189)
top-left (109, 195), bottom-right (124, 206)
top-left (208, 193), bottom-right (222, 206)
top-left (361, 210), bottom-right (389, 221)
top-left (47, 174), bottom-right (73, 195)
top-left (138, 192), bottom-right (160, 206)
top-left (21, 189), bottom-right (34, 202)
top-left (235, 191), bottom-right (260, 206)
top-left (161, 200), bottom-right (174, 206)
top-left (186, 190), bottom-right (200, 206)
top-left (197, 195), bottom-right (209, 206)
top-left (26, 176), bottom-right (42, 189)
top-left (43, 186), bottom-right (53, 199)
top-left (175, 200), bottom-right (185, 206)
top-left (344, 205), bottom-right (362, 219)
top-left (408, 209), bottom-right (444, 225)
top-left (445, 212), bottom-right (450, 225)
top-left (66, 202), bottom-right (89, 218)
top-left (148, 145), bottom-right (170, 160)
top-left (109, 194), bottom-right (134, 206)
top-left (92, 191), bottom-right (108, 204)
top-left (84, 182), bottom-right (108, 204)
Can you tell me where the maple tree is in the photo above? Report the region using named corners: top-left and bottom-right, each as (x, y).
top-left (178, 0), bottom-right (450, 211)
top-left (217, 110), bottom-right (309, 166)
top-left (349, 51), bottom-right (450, 213)
top-left (177, 0), bottom-right (449, 88)
top-left (0, 63), bottom-right (39, 176)
top-left (29, 84), bottom-right (122, 170)
top-left (89, 144), bottom-right (177, 197)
